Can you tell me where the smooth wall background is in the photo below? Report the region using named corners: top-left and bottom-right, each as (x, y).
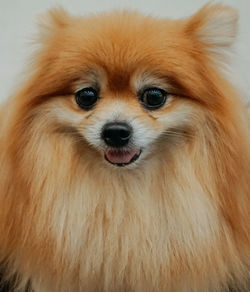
top-left (0, 0), bottom-right (250, 102)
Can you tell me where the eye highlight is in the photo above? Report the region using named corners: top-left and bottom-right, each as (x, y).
top-left (75, 87), bottom-right (99, 110)
top-left (140, 88), bottom-right (167, 110)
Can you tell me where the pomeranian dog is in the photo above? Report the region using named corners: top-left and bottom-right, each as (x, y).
top-left (0, 3), bottom-right (249, 292)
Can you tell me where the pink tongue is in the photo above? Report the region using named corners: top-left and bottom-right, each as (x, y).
top-left (105, 149), bottom-right (140, 164)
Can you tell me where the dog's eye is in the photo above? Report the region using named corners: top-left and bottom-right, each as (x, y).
top-left (75, 87), bottom-right (98, 110)
top-left (140, 88), bottom-right (167, 110)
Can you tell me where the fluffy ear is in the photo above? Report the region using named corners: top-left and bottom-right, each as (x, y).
top-left (37, 7), bottom-right (71, 39)
top-left (186, 3), bottom-right (238, 53)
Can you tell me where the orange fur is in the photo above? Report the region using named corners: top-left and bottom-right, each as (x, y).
top-left (0, 4), bottom-right (249, 292)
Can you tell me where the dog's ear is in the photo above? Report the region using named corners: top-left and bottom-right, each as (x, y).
top-left (185, 4), bottom-right (238, 55)
top-left (37, 6), bottom-right (71, 40)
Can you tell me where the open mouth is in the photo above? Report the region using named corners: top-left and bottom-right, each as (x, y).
top-left (104, 149), bottom-right (141, 167)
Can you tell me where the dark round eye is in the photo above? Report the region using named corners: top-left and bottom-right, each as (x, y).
top-left (140, 88), bottom-right (167, 110)
top-left (75, 87), bottom-right (98, 110)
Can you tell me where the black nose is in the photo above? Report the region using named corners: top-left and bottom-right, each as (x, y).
top-left (101, 122), bottom-right (132, 148)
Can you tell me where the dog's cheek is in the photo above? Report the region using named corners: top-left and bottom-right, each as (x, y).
top-left (82, 121), bottom-right (104, 149)
top-left (130, 119), bottom-right (161, 148)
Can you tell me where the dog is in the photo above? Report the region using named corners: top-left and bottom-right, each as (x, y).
top-left (0, 3), bottom-right (249, 292)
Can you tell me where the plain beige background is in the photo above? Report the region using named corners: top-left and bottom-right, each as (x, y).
top-left (0, 0), bottom-right (249, 102)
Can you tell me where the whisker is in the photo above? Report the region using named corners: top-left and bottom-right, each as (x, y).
top-left (163, 129), bottom-right (194, 139)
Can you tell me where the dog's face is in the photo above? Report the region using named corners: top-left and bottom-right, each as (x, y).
top-left (63, 46), bottom-right (195, 168)
top-left (18, 5), bottom-right (237, 169)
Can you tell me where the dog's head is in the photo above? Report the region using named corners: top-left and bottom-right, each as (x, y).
top-left (12, 4), bottom-right (238, 169)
